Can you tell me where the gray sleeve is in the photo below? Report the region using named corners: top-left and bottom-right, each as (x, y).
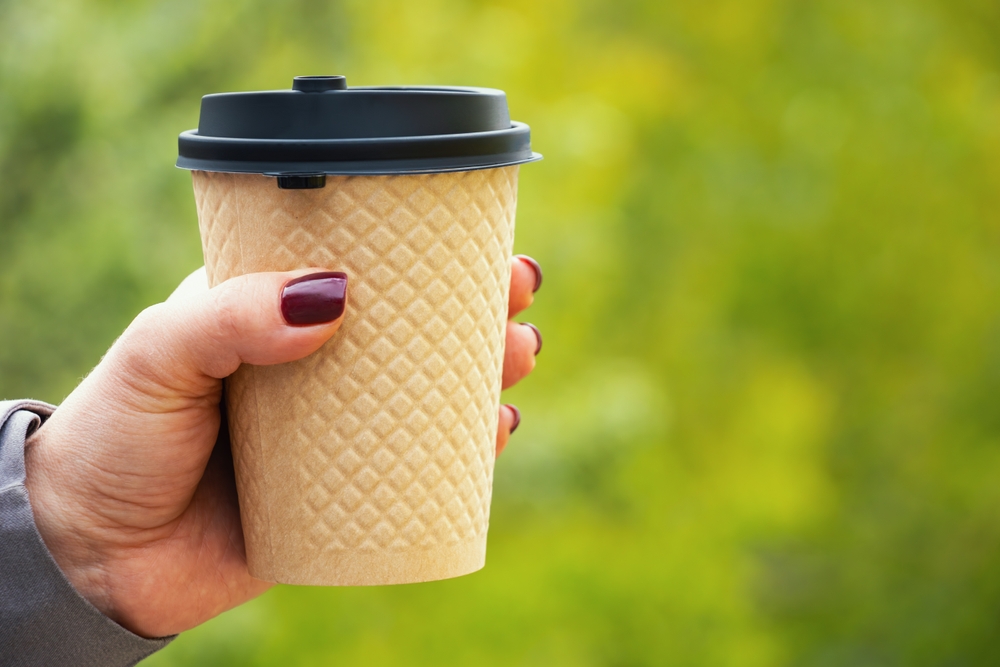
top-left (0, 400), bottom-right (174, 666)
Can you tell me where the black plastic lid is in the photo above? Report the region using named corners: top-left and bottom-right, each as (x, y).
top-left (176, 75), bottom-right (541, 176)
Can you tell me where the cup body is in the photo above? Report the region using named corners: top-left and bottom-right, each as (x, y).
top-left (193, 166), bottom-right (518, 585)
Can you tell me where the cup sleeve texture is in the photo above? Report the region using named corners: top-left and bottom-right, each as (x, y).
top-left (0, 399), bottom-right (175, 666)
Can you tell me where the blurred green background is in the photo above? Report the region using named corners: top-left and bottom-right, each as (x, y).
top-left (4, 0), bottom-right (1000, 664)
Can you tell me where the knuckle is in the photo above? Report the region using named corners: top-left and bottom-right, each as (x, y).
top-left (110, 304), bottom-right (172, 386)
top-left (128, 303), bottom-right (164, 335)
top-left (119, 303), bottom-right (166, 353)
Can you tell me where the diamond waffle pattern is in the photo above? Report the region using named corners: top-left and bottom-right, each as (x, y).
top-left (193, 168), bottom-right (518, 579)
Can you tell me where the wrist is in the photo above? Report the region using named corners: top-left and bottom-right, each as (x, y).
top-left (23, 424), bottom-right (118, 624)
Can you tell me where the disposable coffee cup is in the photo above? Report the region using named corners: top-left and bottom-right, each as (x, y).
top-left (177, 75), bottom-right (540, 585)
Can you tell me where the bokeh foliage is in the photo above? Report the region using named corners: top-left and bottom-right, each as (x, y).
top-left (3, 0), bottom-right (1000, 664)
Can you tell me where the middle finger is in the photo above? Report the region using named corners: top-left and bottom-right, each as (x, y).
top-left (502, 321), bottom-right (541, 389)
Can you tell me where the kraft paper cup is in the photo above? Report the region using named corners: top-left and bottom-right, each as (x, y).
top-left (193, 166), bottom-right (518, 585)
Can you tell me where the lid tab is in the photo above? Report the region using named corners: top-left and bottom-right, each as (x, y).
top-left (292, 75), bottom-right (348, 93)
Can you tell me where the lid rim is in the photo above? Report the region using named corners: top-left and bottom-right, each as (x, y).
top-left (178, 122), bottom-right (539, 175)
top-left (176, 152), bottom-right (542, 176)
top-left (181, 122), bottom-right (529, 146)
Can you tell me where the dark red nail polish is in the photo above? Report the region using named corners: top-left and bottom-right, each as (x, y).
top-left (522, 322), bottom-right (542, 355)
top-left (516, 255), bottom-right (543, 293)
top-left (281, 272), bottom-right (348, 325)
top-left (506, 404), bottom-right (521, 434)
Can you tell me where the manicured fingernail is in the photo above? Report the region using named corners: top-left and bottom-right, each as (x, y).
top-left (522, 322), bottom-right (542, 355)
top-left (281, 272), bottom-right (348, 325)
top-left (506, 404), bottom-right (522, 434)
top-left (516, 255), bottom-right (543, 293)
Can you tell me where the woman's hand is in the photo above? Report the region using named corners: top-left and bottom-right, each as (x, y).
top-left (23, 256), bottom-right (542, 639)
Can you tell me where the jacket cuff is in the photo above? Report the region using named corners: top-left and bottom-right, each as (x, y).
top-left (0, 400), bottom-right (174, 667)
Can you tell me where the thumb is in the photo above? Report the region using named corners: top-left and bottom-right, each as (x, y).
top-left (109, 269), bottom-right (348, 395)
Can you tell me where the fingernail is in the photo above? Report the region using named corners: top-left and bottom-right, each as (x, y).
top-left (516, 255), bottom-right (543, 293)
top-left (506, 404), bottom-right (522, 434)
top-left (522, 322), bottom-right (542, 355)
top-left (281, 272), bottom-right (348, 326)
